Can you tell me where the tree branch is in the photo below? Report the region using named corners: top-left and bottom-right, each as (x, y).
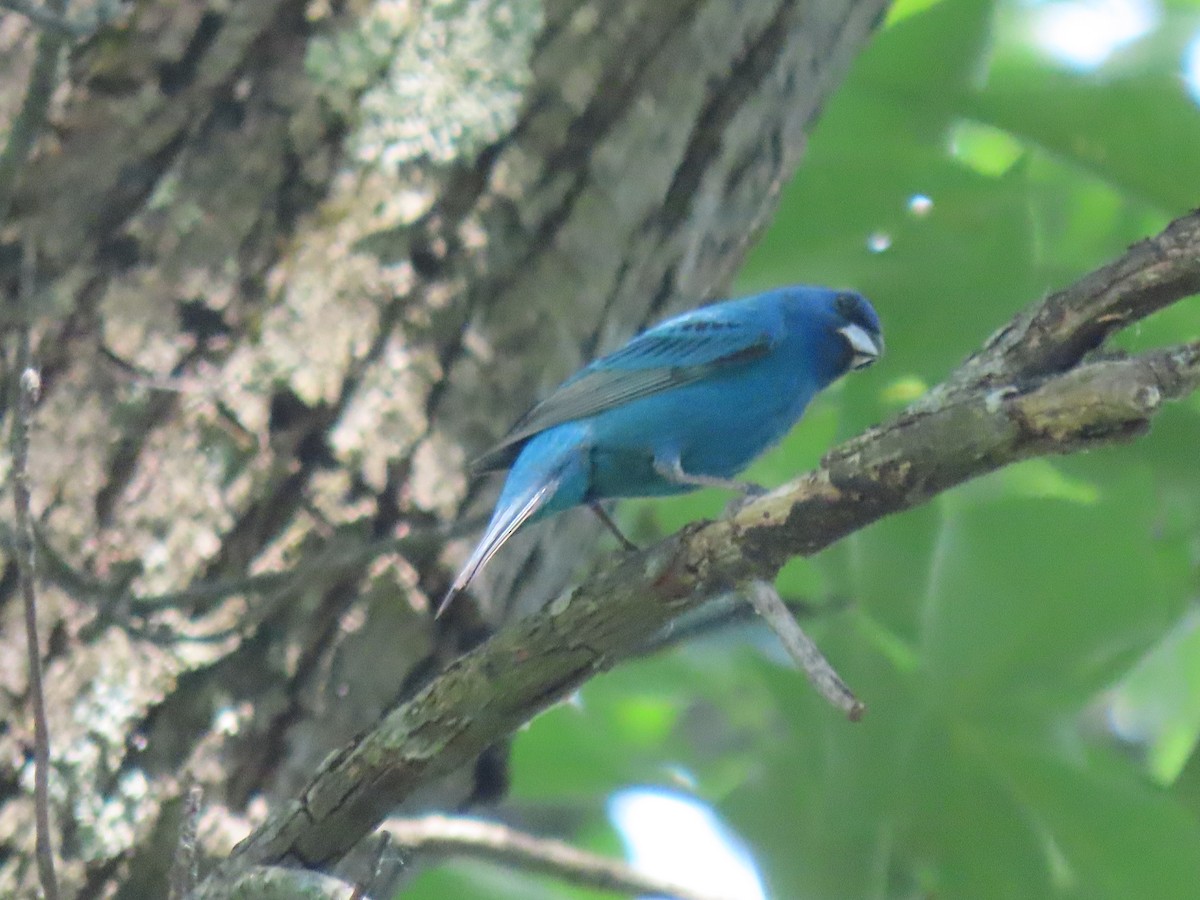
top-left (380, 814), bottom-right (737, 900)
top-left (932, 207), bottom-right (1200, 398)
top-left (195, 212), bottom-right (1200, 884)
top-left (169, 783), bottom-right (204, 900)
top-left (632, 591), bottom-right (846, 658)
top-left (10, 243), bottom-right (59, 900)
top-left (193, 866), bottom-right (361, 900)
top-left (744, 581), bottom-right (863, 720)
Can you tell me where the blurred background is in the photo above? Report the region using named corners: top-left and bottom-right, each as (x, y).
top-left (408, 0), bottom-right (1200, 896)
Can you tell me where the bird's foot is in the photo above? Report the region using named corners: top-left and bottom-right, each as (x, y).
top-left (654, 456), bottom-right (765, 496)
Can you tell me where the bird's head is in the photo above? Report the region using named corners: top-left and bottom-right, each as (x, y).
top-left (782, 287), bottom-right (883, 383)
top-left (830, 290), bottom-right (883, 372)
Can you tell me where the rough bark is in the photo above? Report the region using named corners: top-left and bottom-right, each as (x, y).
top-left (0, 0), bottom-right (887, 895)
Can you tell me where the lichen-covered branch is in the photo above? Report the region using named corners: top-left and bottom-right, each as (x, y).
top-left (932, 207), bottom-right (1200, 398)
top-left (200, 209), bottom-right (1200, 886)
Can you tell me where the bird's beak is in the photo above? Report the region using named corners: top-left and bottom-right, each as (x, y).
top-left (838, 323), bottom-right (883, 370)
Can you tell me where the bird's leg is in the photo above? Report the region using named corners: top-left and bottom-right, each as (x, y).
top-left (653, 454), bottom-right (765, 496)
top-left (588, 501), bottom-right (639, 552)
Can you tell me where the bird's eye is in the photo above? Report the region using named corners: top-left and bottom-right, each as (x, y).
top-left (834, 292), bottom-right (859, 318)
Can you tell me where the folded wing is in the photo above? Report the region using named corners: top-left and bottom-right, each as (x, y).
top-left (474, 309), bottom-right (777, 472)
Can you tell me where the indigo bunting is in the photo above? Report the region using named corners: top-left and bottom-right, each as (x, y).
top-left (439, 285), bottom-right (882, 616)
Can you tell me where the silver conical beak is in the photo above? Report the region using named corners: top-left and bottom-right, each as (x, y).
top-left (838, 323), bottom-right (883, 370)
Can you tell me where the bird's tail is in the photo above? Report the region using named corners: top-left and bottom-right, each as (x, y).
top-left (436, 480), bottom-right (556, 617)
top-left (438, 423), bottom-right (592, 618)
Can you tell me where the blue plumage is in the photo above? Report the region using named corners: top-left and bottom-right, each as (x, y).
top-left (440, 285), bottom-right (882, 615)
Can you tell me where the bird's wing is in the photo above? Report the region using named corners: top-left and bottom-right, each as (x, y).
top-left (473, 310), bottom-right (777, 472)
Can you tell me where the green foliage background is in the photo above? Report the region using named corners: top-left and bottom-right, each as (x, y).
top-left (410, 0), bottom-right (1200, 896)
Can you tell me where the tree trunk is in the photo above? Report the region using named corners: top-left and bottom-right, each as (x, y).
top-left (0, 0), bottom-right (886, 895)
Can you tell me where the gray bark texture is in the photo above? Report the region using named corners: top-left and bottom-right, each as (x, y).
top-left (0, 0), bottom-right (888, 895)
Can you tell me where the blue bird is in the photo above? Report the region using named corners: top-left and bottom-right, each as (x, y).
top-left (439, 285), bottom-right (882, 616)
